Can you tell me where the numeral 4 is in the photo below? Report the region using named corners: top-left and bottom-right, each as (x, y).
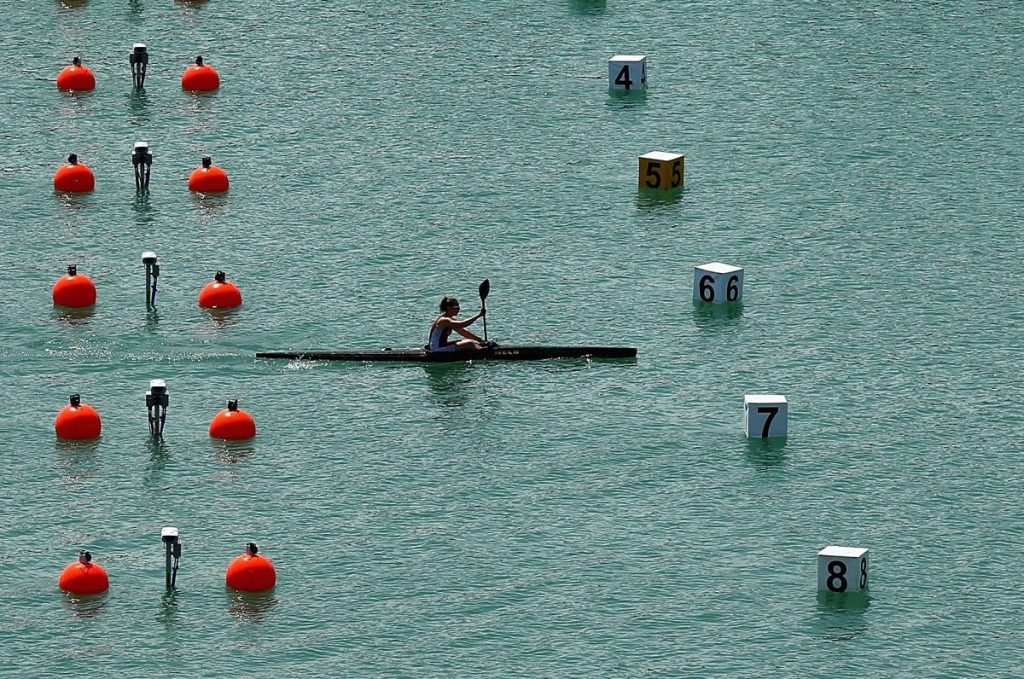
top-left (615, 65), bottom-right (632, 90)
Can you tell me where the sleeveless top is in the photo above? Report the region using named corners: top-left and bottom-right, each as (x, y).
top-left (428, 317), bottom-right (454, 351)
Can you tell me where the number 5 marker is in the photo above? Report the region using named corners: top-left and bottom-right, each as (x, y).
top-left (639, 152), bottom-right (684, 191)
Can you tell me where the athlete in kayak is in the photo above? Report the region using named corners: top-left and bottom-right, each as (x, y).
top-left (427, 296), bottom-right (486, 352)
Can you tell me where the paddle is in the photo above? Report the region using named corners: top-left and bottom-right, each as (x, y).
top-left (479, 279), bottom-right (490, 343)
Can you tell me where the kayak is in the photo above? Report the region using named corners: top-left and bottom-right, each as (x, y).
top-left (256, 345), bottom-right (637, 363)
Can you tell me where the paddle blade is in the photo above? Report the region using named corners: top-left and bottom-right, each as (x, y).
top-left (479, 279), bottom-right (490, 302)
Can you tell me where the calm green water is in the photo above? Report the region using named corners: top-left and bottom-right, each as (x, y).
top-left (2, 1), bottom-right (1022, 676)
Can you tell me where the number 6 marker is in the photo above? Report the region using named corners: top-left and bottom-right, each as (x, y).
top-left (693, 262), bottom-right (742, 304)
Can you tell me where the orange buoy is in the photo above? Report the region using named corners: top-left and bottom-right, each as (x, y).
top-left (210, 399), bottom-right (255, 440)
top-left (53, 154), bottom-right (95, 193)
top-left (57, 57), bottom-right (96, 91)
top-left (188, 156), bottom-right (228, 192)
top-left (225, 543), bottom-right (276, 592)
top-left (55, 393), bottom-right (102, 440)
top-left (181, 56), bottom-right (220, 91)
top-left (59, 551), bottom-right (109, 595)
top-left (198, 271), bottom-right (242, 309)
top-left (53, 264), bottom-right (97, 308)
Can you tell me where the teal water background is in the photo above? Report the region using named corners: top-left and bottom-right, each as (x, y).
top-left (2, 1), bottom-right (1023, 676)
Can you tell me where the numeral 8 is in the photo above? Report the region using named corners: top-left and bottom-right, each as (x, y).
top-left (826, 560), bottom-right (848, 592)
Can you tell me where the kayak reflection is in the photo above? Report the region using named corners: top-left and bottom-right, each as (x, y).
top-left (423, 362), bottom-right (474, 409)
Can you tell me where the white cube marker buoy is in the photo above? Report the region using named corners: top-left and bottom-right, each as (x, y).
top-left (693, 262), bottom-right (743, 304)
top-left (744, 394), bottom-right (787, 438)
top-left (608, 55), bottom-right (646, 91)
top-left (817, 546), bottom-right (869, 592)
top-left (639, 152), bottom-right (684, 190)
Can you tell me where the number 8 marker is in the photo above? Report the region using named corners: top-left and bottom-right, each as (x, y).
top-left (817, 546), bottom-right (870, 593)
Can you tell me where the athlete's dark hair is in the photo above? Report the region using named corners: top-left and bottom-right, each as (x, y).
top-left (439, 297), bottom-right (460, 312)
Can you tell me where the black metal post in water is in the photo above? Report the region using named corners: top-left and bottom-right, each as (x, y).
top-left (146, 379), bottom-right (168, 438)
top-left (133, 142), bottom-right (152, 191)
top-left (142, 251), bottom-right (158, 307)
top-left (130, 44), bottom-right (148, 88)
top-left (161, 527), bottom-right (180, 589)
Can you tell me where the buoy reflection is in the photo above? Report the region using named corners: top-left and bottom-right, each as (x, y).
top-left (226, 588), bottom-right (277, 624)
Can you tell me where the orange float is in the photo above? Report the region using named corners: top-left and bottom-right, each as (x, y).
top-left (59, 551), bottom-right (109, 595)
top-left (53, 154), bottom-right (94, 192)
top-left (209, 399), bottom-right (256, 440)
top-left (181, 56), bottom-right (220, 91)
top-left (55, 393), bottom-right (102, 440)
top-left (198, 271), bottom-right (242, 309)
top-left (57, 57), bottom-right (96, 91)
top-left (225, 543), bottom-right (276, 592)
top-left (52, 264), bottom-right (96, 308)
top-left (188, 156), bottom-right (228, 192)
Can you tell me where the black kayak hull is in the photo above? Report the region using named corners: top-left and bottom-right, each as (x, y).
top-left (256, 345), bottom-right (637, 362)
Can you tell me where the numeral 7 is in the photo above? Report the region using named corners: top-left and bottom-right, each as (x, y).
top-left (757, 406), bottom-right (778, 438)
